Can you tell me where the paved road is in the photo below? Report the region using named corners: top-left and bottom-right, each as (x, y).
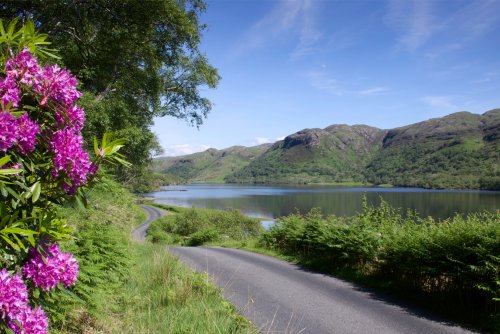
top-left (132, 205), bottom-right (166, 241)
top-left (169, 246), bottom-right (477, 334)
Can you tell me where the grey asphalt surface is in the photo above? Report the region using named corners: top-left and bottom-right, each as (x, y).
top-left (169, 246), bottom-right (477, 334)
top-left (132, 205), bottom-right (166, 241)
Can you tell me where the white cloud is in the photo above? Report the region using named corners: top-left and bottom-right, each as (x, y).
top-left (448, 0), bottom-right (500, 39)
top-left (252, 136), bottom-right (284, 145)
top-left (253, 137), bottom-right (272, 145)
top-left (307, 69), bottom-right (389, 97)
top-left (425, 43), bottom-right (463, 59)
top-left (161, 144), bottom-right (211, 157)
top-left (234, 0), bottom-right (322, 59)
top-left (307, 70), bottom-right (345, 96)
top-left (386, 0), bottom-right (436, 52)
top-left (421, 96), bottom-right (458, 109)
top-left (386, 0), bottom-right (500, 54)
top-left (472, 71), bottom-right (498, 84)
top-left (358, 87), bottom-right (389, 96)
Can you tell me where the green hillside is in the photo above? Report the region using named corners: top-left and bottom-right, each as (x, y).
top-left (155, 109), bottom-right (499, 190)
top-left (153, 144), bottom-right (271, 182)
top-left (364, 110), bottom-right (500, 189)
top-left (225, 125), bottom-right (385, 184)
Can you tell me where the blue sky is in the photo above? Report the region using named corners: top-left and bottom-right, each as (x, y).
top-left (153, 0), bottom-right (500, 156)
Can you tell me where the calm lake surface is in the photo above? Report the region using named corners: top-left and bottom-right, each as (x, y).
top-left (145, 183), bottom-right (499, 220)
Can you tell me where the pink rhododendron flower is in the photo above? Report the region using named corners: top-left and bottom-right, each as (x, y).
top-left (22, 243), bottom-right (79, 291)
top-left (0, 269), bottom-right (28, 320)
top-left (0, 75), bottom-right (21, 107)
top-left (5, 48), bottom-right (41, 87)
top-left (55, 105), bottom-right (85, 131)
top-left (8, 306), bottom-right (48, 334)
top-left (0, 111), bottom-right (19, 152)
top-left (16, 113), bottom-right (39, 155)
top-left (50, 128), bottom-right (92, 193)
top-left (35, 64), bottom-right (81, 106)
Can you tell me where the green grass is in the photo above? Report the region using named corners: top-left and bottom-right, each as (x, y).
top-left (148, 204), bottom-right (263, 246)
top-left (49, 178), bottom-right (255, 334)
top-left (117, 243), bottom-right (256, 334)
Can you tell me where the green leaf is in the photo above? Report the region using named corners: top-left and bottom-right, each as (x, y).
top-left (0, 168), bottom-right (21, 175)
top-left (1, 235), bottom-right (20, 251)
top-left (0, 155), bottom-right (10, 166)
top-left (1, 227), bottom-right (38, 235)
top-left (31, 182), bottom-right (41, 203)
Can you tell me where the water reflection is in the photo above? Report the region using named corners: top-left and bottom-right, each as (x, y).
top-left (145, 183), bottom-right (499, 220)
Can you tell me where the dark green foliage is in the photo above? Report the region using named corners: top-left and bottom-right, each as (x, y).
top-left (148, 206), bottom-right (263, 245)
top-left (187, 228), bottom-right (220, 246)
top-left (0, 1), bottom-right (220, 190)
top-left (261, 199), bottom-right (500, 330)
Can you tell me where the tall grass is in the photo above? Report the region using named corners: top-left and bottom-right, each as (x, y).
top-left (148, 204), bottom-right (263, 246)
top-left (260, 198), bottom-right (500, 332)
top-left (49, 179), bottom-right (255, 333)
top-left (118, 243), bottom-right (256, 333)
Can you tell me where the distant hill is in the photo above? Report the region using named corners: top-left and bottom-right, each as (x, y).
top-left (155, 109), bottom-right (500, 190)
top-left (225, 125), bottom-right (385, 184)
top-left (364, 110), bottom-right (500, 189)
top-left (153, 144), bottom-right (271, 182)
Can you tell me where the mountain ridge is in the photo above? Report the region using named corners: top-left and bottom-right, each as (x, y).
top-left (154, 109), bottom-right (499, 190)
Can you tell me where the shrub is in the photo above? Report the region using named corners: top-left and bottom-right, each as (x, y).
top-left (0, 20), bottom-right (127, 333)
top-left (187, 228), bottom-right (220, 246)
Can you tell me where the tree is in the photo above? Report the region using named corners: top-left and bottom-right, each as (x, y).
top-left (0, 0), bottom-right (220, 189)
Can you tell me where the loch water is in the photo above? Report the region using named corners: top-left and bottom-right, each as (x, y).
top-left (145, 183), bottom-right (499, 221)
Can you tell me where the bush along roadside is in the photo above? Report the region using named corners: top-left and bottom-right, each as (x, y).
top-left (148, 204), bottom-right (264, 246)
top-left (260, 197), bottom-right (500, 332)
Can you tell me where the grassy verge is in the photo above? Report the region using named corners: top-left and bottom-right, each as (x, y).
top-left (49, 178), bottom-right (255, 333)
top-left (118, 243), bottom-right (255, 333)
top-left (148, 204), bottom-right (263, 246)
top-left (149, 201), bottom-right (500, 333)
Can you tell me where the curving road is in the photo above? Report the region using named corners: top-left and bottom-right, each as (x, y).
top-left (132, 205), bottom-right (166, 241)
top-left (169, 246), bottom-right (477, 334)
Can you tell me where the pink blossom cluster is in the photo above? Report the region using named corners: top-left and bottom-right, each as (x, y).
top-left (0, 110), bottom-right (39, 154)
top-left (0, 75), bottom-right (20, 107)
top-left (0, 269), bottom-right (48, 334)
top-left (22, 243), bottom-right (79, 291)
top-left (0, 48), bottom-right (96, 193)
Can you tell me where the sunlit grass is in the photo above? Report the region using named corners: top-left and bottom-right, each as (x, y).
top-left (117, 243), bottom-right (256, 334)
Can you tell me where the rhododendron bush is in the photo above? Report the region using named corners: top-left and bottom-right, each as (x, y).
top-left (0, 20), bottom-right (128, 333)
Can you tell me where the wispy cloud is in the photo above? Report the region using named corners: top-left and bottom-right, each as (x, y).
top-left (290, 1), bottom-right (323, 60)
top-left (358, 87), bottom-right (389, 96)
top-left (307, 70), bottom-right (345, 96)
top-left (386, 0), bottom-right (500, 54)
top-left (386, 0), bottom-right (436, 52)
top-left (161, 144), bottom-right (211, 157)
top-left (425, 43), bottom-right (462, 59)
top-left (234, 0), bottom-right (322, 59)
top-left (421, 96), bottom-right (458, 109)
top-left (252, 136), bottom-right (282, 145)
top-left (253, 137), bottom-right (272, 145)
top-left (448, 0), bottom-right (500, 39)
top-left (472, 71), bottom-right (498, 84)
top-left (307, 70), bottom-right (388, 97)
